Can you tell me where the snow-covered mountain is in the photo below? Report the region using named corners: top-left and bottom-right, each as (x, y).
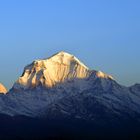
top-left (13, 51), bottom-right (90, 89)
top-left (13, 51), bottom-right (114, 90)
top-left (0, 51), bottom-right (140, 122)
top-left (0, 83), bottom-right (7, 94)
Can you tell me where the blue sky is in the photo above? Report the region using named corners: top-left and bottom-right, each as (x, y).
top-left (0, 0), bottom-right (140, 89)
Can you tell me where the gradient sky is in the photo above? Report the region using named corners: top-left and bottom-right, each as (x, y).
top-left (0, 0), bottom-right (140, 89)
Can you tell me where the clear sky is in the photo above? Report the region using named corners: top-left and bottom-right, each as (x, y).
top-left (0, 0), bottom-right (140, 89)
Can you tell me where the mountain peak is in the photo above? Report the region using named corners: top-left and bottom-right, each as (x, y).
top-left (47, 51), bottom-right (89, 70)
top-left (13, 51), bottom-right (115, 90)
top-left (13, 52), bottom-right (90, 89)
top-left (0, 83), bottom-right (7, 94)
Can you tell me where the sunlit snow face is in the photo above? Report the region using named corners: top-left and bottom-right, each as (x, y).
top-left (13, 51), bottom-right (114, 90)
top-left (0, 83), bottom-right (7, 94)
top-left (14, 52), bottom-right (91, 89)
